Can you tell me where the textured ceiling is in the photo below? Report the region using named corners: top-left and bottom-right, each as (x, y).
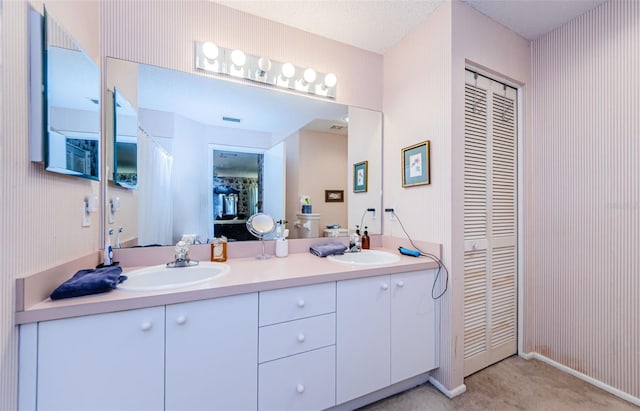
top-left (216, 0), bottom-right (444, 54)
top-left (464, 0), bottom-right (607, 40)
top-left (217, 0), bottom-right (607, 53)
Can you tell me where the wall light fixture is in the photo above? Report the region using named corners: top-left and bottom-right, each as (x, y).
top-left (194, 41), bottom-right (337, 99)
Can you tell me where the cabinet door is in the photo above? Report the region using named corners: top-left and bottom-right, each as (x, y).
top-left (37, 307), bottom-right (164, 411)
top-left (336, 275), bottom-right (390, 404)
top-left (391, 270), bottom-right (438, 383)
top-left (165, 293), bottom-right (258, 411)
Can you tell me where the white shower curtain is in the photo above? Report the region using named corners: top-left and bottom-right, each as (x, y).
top-left (138, 126), bottom-right (173, 246)
top-left (247, 181), bottom-right (258, 215)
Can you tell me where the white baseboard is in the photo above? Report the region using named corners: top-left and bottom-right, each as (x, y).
top-left (428, 376), bottom-right (466, 398)
top-left (518, 351), bottom-right (534, 360)
top-left (527, 352), bottom-right (640, 407)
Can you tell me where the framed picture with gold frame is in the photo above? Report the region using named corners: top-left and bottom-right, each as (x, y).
top-left (402, 140), bottom-right (430, 187)
top-left (353, 161), bottom-right (368, 193)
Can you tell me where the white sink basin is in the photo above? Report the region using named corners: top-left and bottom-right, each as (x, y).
top-left (118, 262), bottom-right (231, 291)
top-left (327, 250), bottom-right (401, 266)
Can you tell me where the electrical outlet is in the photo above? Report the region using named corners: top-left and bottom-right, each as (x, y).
top-left (385, 208), bottom-right (397, 221)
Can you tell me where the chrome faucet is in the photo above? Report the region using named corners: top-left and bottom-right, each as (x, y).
top-left (347, 228), bottom-right (361, 253)
top-left (167, 240), bottom-right (199, 268)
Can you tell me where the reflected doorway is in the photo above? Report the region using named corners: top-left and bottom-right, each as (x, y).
top-left (212, 149), bottom-right (263, 241)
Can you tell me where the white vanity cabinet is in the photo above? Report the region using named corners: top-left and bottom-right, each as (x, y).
top-left (165, 293), bottom-right (258, 411)
top-left (20, 266), bottom-right (439, 411)
top-left (258, 283), bottom-right (337, 411)
top-left (336, 269), bottom-right (438, 404)
top-left (36, 306), bottom-right (165, 411)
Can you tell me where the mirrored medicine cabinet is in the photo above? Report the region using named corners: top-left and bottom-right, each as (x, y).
top-left (43, 8), bottom-right (100, 180)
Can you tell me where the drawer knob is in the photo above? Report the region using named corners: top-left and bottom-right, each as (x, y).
top-left (297, 299), bottom-right (305, 308)
top-left (397, 281), bottom-right (405, 288)
top-left (140, 322), bottom-right (152, 331)
top-left (176, 315), bottom-right (187, 325)
top-left (297, 384), bottom-right (305, 394)
top-left (297, 334), bottom-right (305, 343)
top-left (381, 283), bottom-right (389, 291)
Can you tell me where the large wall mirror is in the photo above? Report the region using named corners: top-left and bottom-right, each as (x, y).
top-left (44, 9), bottom-right (100, 180)
top-left (106, 57), bottom-right (382, 247)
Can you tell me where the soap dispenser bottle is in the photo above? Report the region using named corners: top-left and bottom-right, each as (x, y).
top-left (275, 221), bottom-right (289, 258)
top-left (362, 226), bottom-right (370, 249)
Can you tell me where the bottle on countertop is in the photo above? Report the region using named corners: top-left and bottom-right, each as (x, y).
top-left (361, 226), bottom-right (370, 249)
top-left (211, 236), bottom-right (228, 262)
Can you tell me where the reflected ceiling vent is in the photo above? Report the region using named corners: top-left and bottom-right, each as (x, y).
top-left (330, 123), bottom-right (346, 131)
top-left (218, 152), bottom-right (238, 158)
top-left (222, 116), bottom-right (241, 123)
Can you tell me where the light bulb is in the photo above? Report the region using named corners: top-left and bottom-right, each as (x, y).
top-left (303, 68), bottom-right (317, 84)
top-left (258, 57), bottom-right (272, 73)
top-left (282, 63), bottom-right (295, 79)
top-left (323, 72), bottom-right (337, 88)
top-left (231, 49), bottom-right (246, 67)
top-left (202, 42), bottom-right (219, 61)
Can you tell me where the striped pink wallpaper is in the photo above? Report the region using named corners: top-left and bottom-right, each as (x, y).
top-left (1, 1), bottom-right (101, 409)
top-left (383, 1), bottom-right (454, 390)
top-left (101, 0), bottom-right (383, 111)
top-left (529, 0), bottom-right (639, 401)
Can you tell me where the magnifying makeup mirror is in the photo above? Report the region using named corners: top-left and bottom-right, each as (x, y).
top-left (247, 213), bottom-right (277, 259)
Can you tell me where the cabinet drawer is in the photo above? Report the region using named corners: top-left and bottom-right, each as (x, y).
top-left (259, 346), bottom-right (335, 411)
top-left (259, 313), bottom-right (335, 363)
top-left (259, 282), bottom-right (335, 326)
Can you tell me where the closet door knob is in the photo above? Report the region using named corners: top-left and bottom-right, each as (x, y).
top-left (397, 281), bottom-right (405, 288)
top-left (140, 322), bottom-right (152, 331)
top-left (297, 334), bottom-right (305, 343)
top-left (297, 299), bottom-right (305, 308)
top-left (297, 384), bottom-right (305, 394)
top-left (176, 315), bottom-right (187, 325)
top-left (381, 283), bottom-right (389, 291)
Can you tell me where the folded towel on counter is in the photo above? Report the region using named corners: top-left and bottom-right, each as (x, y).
top-left (310, 241), bottom-right (348, 257)
top-left (50, 266), bottom-right (127, 300)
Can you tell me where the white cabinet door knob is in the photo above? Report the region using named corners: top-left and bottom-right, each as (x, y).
top-left (397, 281), bottom-right (405, 288)
top-left (297, 384), bottom-right (305, 394)
top-left (140, 322), bottom-right (152, 331)
top-left (297, 299), bottom-right (305, 308)
top-left (381, 283), bottom-right (389, 291)
top-left (297, 333), bottom-right (305, 343)
top-left (176, 315), bottom-right (187, 325)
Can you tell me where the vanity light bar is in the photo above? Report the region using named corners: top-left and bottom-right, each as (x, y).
top-left (194, 41), bottom-right (337, 99)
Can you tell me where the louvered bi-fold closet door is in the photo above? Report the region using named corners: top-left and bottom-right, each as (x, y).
top-left (463, 70), bottom-right (518, 376)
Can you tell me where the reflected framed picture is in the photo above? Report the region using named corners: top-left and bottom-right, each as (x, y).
top-left (402, 140), bottom-right (431, 187)
top-left (325, 189), bottom-right (344, 203)
top-left (353, 161), bottom-right (368, 193)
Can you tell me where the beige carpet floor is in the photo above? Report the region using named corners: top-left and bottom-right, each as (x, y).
top-left (359, 356), bottom-right (638, 411)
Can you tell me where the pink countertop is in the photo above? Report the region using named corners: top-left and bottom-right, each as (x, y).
top-left (15, 237), bottom-right (441, 325)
